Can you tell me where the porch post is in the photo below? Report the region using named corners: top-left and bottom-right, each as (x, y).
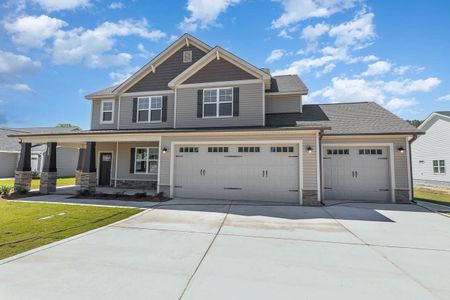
top-left (80, 142), bottom-right (96, 193)
top-left (14, 142), bottom-right (32, 193)
top-left (39, 142), bottom-right (57, 194)
top-left (75, 148), bottom-right (86, 185)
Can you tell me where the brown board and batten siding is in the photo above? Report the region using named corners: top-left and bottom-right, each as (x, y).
top-left (183, 59), bottom-right (257, 84)
top-left (125, 45), bottom-right (207, 93)
top-left (176, 82), bottom-right (264, 128)
top-left (158, 133), bottom-right (318, 191)
top-left (265, 94), bottom-right (302, 114)
top-left (118, 93), bottom-right (175, 129)
top-left (91, 98), bottom-right (119, 130)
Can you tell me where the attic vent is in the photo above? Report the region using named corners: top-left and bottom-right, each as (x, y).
top-left (183, 50), bottom-right (192, 63)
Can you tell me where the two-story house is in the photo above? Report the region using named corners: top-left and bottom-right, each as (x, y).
top-left (11, 34), bottom-right (422, 204)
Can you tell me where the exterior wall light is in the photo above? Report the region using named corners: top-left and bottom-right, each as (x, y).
top-left (398, 147), bottom-right (405, 153)
top-left (162, 147), bottom-right (168, 154)
top-left (307, 146), bottom-right (313, 153)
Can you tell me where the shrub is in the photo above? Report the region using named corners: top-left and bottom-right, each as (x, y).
top-left (0, 185), bottom-right (13, 196)
top-left (31, 171), bottom-right (41, 179)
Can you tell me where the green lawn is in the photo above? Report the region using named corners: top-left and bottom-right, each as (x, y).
top-left (0, 200), bottom-right (141, 260)
top-left (414, 187), bottom-right (450, 207)
top-left (0, 177), bottom-right (76, 191)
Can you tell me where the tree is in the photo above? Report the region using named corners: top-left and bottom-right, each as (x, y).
top-left (56, 123), bottom-right (80, 130)
top-left (406, 120), bottom-right (423, 128)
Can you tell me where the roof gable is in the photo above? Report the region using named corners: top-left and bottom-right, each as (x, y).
top-left (419, 111), bottom-right (450, 131)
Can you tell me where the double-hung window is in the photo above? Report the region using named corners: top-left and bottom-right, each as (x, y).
top-left (100, 100), bottom-right (114, 124)
top-left (135, 147), bottom-right (159, 174)
top-left (137, 96), bottom-right (162, 123)
top-left (433, 160), bottom-right (446, 174)
top-left (203, 87), bottom-right (233, 118)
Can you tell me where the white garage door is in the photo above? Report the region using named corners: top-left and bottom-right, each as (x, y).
top-left (173, 144), bottom-right (299, 202)
top-left (323, 147), bottom-right (391, 202)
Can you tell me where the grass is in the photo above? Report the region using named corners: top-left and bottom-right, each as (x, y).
top-left (0, 177), bottom-right (76, 191)
top-left (0, 200), bottom-right (142, 260)
top-left (414, 187), bottom-right (450, 207)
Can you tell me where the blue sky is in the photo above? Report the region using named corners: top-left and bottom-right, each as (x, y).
top-left (0, 0), bottom-right (449, 129)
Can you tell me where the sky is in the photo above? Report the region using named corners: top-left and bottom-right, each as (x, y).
top-left (0, 0), bottom-right (449, 129)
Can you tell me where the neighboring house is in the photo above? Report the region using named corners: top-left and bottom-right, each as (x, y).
top-left (10, 34), bottom-right (422, 204)
top-left (0, 127), bottom-right (80, 178)
top-left (412, 111), bottom-right (450, 188)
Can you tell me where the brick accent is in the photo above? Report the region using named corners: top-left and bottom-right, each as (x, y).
top-left (75, 170), bottom-right (81, 185)
top-left (302, 190), bottom-right (321, 206)
top-left (112, 180), bottom-right (157, 190)
top-left (80, 172), bottom-right (97, 193)
top-left (14, 171), bottom-right (32, 193)
top-left (395, 189), bottom-right (410, 204)
top-left (39, 172), bottom-right (57, 194)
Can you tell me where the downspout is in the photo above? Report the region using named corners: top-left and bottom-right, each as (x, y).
top-left (409, 134), bottom-right (418, 203)
top-left (318, 130), bottom-right (324, 205)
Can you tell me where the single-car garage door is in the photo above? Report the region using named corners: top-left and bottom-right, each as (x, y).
top-left (323, 146), bottom-right (391, 202)
top-left (173, 144), bottom-right (299, 202)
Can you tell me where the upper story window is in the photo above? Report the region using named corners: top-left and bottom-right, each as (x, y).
top-left (203, 87), bottom-right (233, 118)
top-left (137, 96), bottom-right (162, 123)
top-left (183, 50), bottom-right (192, 63)
top-left (433, 160), bottom-right (446, 174)
top-left (100, 100), bottom-right (114, 124)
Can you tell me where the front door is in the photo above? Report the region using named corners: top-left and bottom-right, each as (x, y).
top-left (99, 153), bottom-right (112, 186)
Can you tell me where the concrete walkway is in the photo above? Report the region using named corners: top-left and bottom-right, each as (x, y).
top-left (0, 200), bottom-right (449, 299)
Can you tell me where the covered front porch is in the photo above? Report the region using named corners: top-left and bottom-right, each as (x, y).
top-left (12, 132), bottom-right (164, 196)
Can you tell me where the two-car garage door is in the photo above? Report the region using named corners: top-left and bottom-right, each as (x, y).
top-left (173, 144), bottom-right (299, 202)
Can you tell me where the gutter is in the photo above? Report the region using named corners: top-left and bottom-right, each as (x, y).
top-left (409, 134), bottom-right (418, 202)
top-left (318, 130), bottom-right (324, 205)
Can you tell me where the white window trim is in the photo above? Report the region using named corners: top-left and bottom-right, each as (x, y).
top-left (134, 147), bottom-right (159, 175)
top-left (100, 100), bottom-right (114, 124)
top-left (202, 87), bottom-right (233, 119)
top-left (137, 96), bottom-right (163, 123)
top-left (432, 159), bottom-right (446, 174)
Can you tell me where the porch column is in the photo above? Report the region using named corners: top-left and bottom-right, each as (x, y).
top-left (39, 142), bottom-right (57, 194)
top-left (80, 142), bottom-right (96, 193)
top-left (75, 148), bottom-right (86, 185)
top-left (14, 142), bottom-right (32, 193)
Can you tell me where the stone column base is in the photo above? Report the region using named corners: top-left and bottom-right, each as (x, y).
top-left (75, 170), bottom-right (81, 185)
top-left (40, 172), bottom-right (57, 194)
top-left (14, 171), bottom-right (32, 193)
top-left (80, 172), bottom-right (97, 194)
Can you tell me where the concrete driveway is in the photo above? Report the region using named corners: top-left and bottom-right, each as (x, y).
top-left (1, 199), bottom-right (449, 300)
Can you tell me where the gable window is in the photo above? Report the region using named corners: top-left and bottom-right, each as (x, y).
top-left (203, 88), bottom-right (233, 118)
top-left (433, 160), bottom-right (446, 174)
top-left (100, 100), bottom-right (114, 124)
top-left (135, 147), bottom-right (158, 174)
top-left (183, 50), bottom-right (192, 63)
top-left (137, 96), bottom-right (162, 123)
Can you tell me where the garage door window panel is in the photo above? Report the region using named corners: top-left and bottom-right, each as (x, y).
top-left (203, 88), bottom-right (233, 118)
top-left (135, 147), bottom-right (158, 174)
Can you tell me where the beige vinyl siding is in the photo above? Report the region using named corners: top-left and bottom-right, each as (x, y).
top-left (265, 94), bottom-right (302, 113)
top-left (322, 136), bottom-right (409, 189)
top-left (176, 82), bottom-right (264, 128)
top-left (91, 98), bottom-right (118, 130)
top-left (159, 132), bottom-right (318, 190)
top-left (119, 94), bottom-right (175, 129)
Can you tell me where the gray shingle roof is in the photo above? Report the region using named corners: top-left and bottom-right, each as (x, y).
top-left (266, 102), bottom-right (423, 135)
top-left (267, 75), bottom-right (308, 94)
top-left (85, 84), bottom-right (119, 98)
top-left (436, 111), bottom-right (450, 117)
top-left (0, 127), bottom-right (80, 151)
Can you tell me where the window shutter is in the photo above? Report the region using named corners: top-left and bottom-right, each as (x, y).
top-left (132, 98), bottom-right (138, 123)
top-left (233, 87), bottom-right (239, 117)
top-left (162, 96), bottom-right (168, 122)
top-left (197, 89), bottom-right (203, 118)
top-left (130, 148), bottom-right (135, 173)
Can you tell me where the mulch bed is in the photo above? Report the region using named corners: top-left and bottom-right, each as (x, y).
top-left (70, 192), bottom-right (170, 202)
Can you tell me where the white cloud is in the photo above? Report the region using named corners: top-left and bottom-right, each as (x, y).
top-left (362, 54), bottom-right (378, 62)
top-left (383, 77), bottom-right (441, 95)
top-left (361, 60), bottom-right (391, 77)
top-left (0, 50), bottom-right (41, 79)
top-left (2, 83), bottom-right (34, 93)
top-left (272, 0), bottom-right (357, 28)
top-left (317, 77), bottom-right (385, 103)
top-left (437, 94), bottom-right (450, 102)
top-left (137, 43), bottom-right (153, 58)
top-left (266, 49), bottom-right (285, 63)
top-left (4, 15), bottom-right (67, 48)
top-left (301, 22), bottom-right (329, 41)
top-left (31, 0), bottom-right (90, 11)
top-left (108, 1), bottom-right (123, 9)
top-left (52, 19), bottom-right (165, 67)
top-left (179, 0), bottom-right (241, 32)
top-left (393, 65), bottom-right (424, 75)
top-left (385, 98), bottom-right (416, 111)
top-left (85, 53), bottom-right (132, 68)
top-left (328, 11), bottom-right (375, 49)
top-left (315, 63), bottom-right (335, 77)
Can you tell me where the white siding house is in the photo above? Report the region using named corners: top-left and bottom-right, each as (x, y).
top-left (412, 111), bottom-right (450, 187)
